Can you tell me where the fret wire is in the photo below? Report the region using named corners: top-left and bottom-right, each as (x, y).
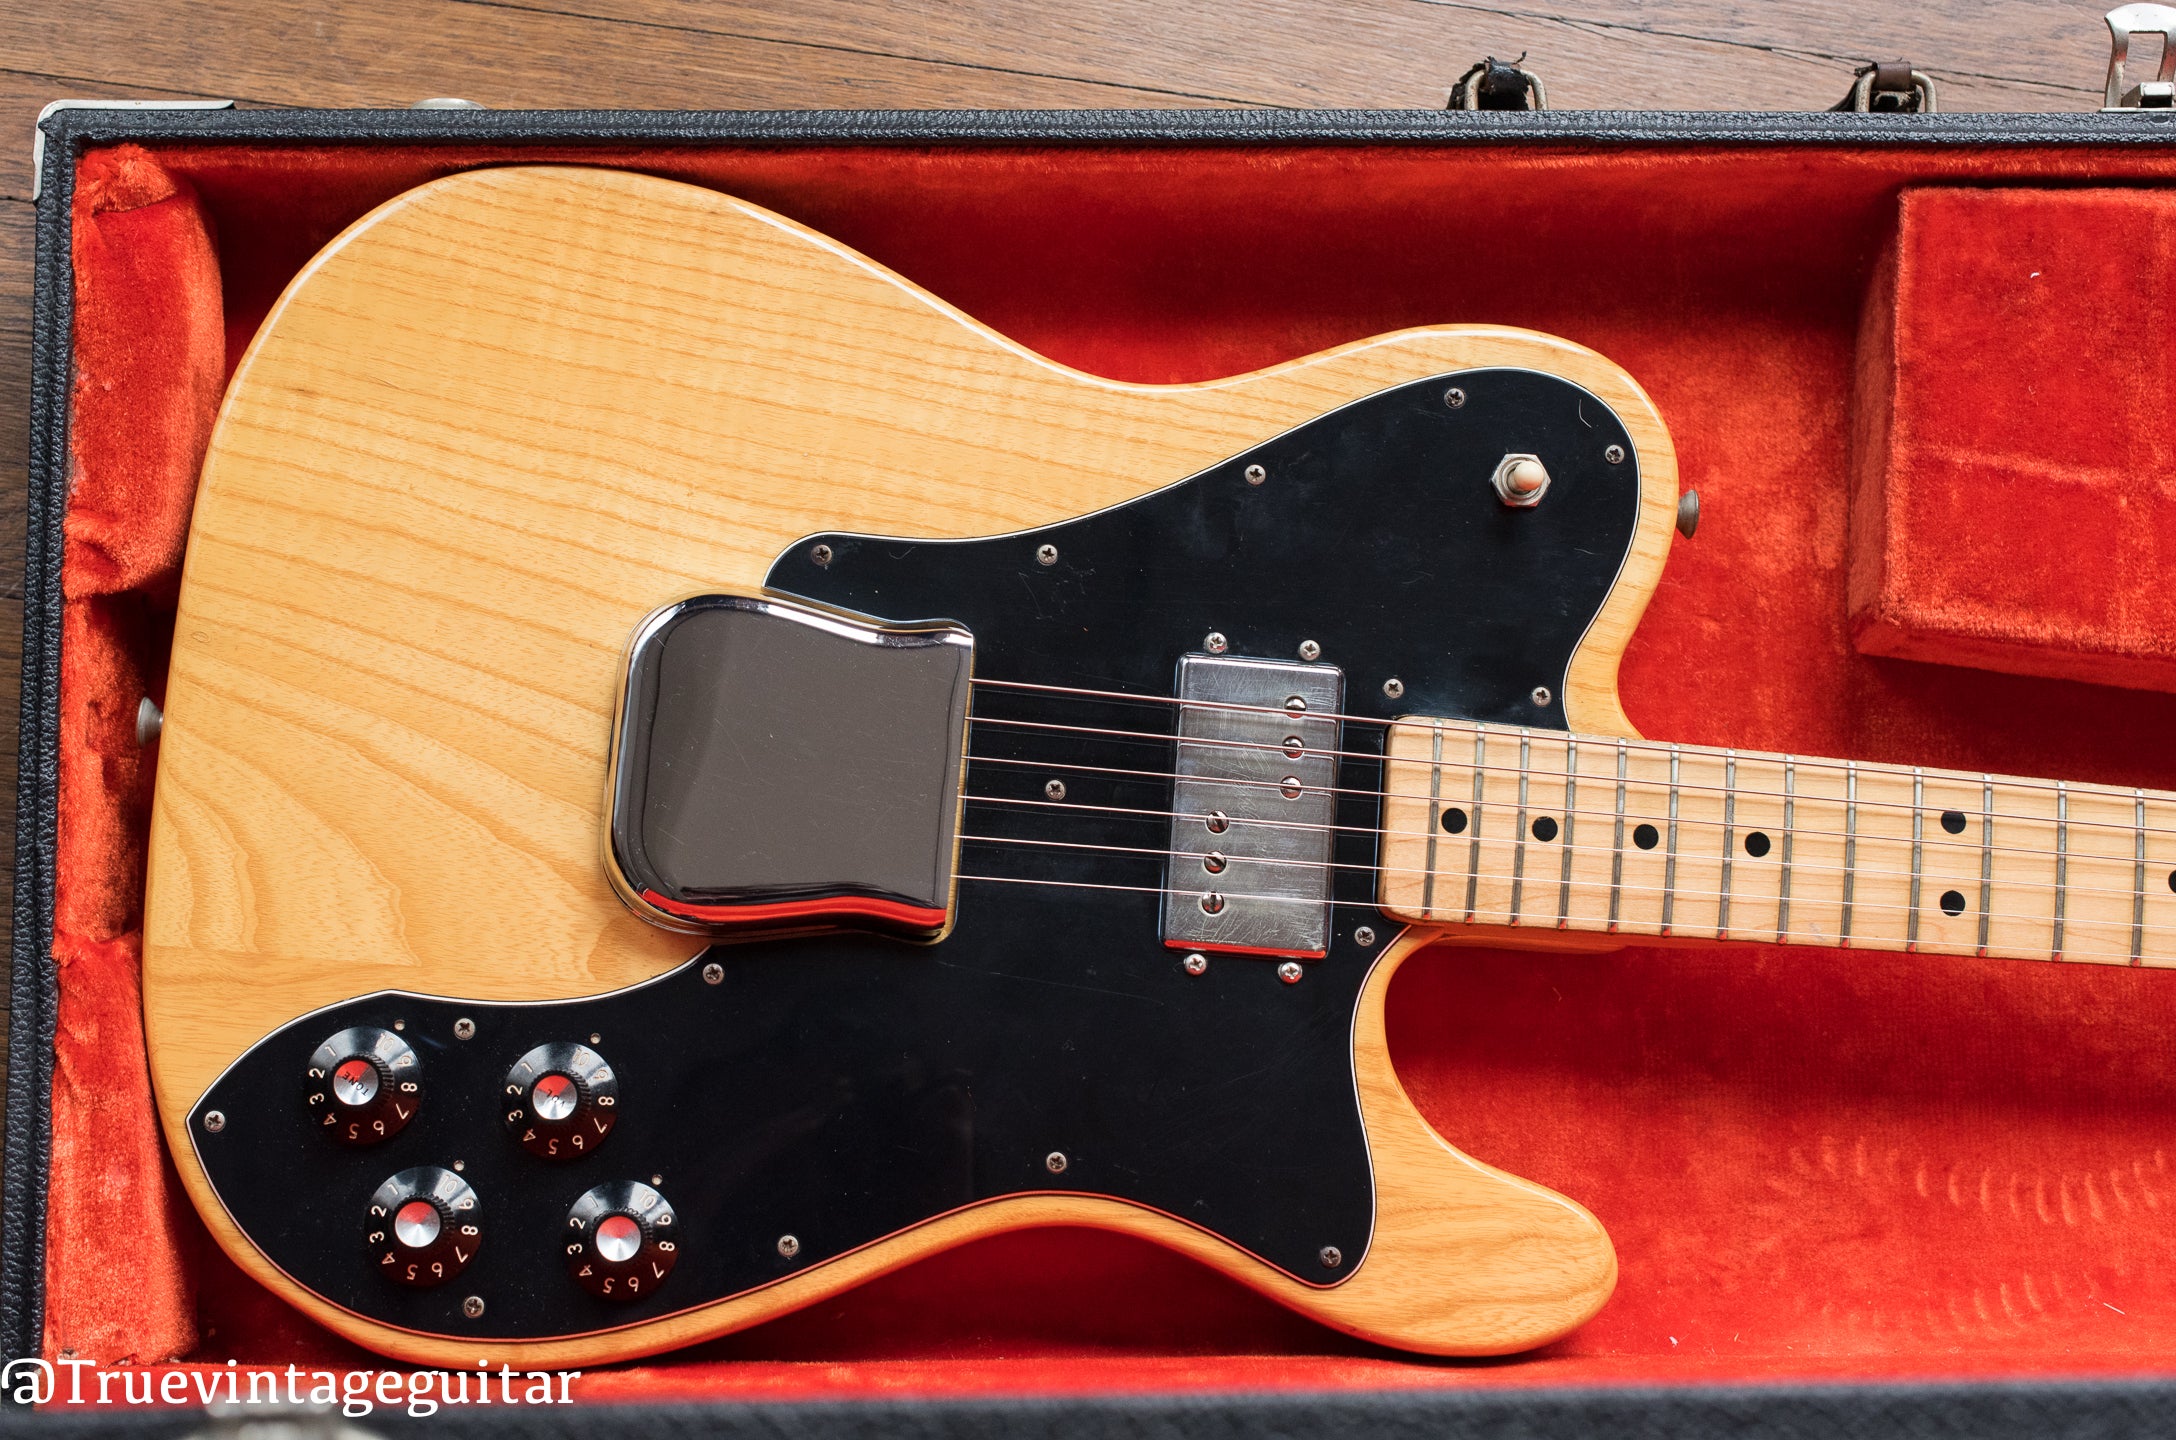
top-left (1841, 761), bottom-right (1858, 945)
top-left (1463, 728), bottom-right (1485, 924)
top-left (1510, 730), bottom-right (1531, 924)
top-left (1609, 739), bottom-right (1628, 933)
top-left (1718, 749), bottom-right (1736, 941)
top-left (1558, 737), bottom-right (1578, 931)
top-left (1662, 744), bottom-right (1681, 936)
top-left (2054, 782), bottom-right (2069, 960)
top-left (1778, 758), bottom-right (1795, 944)
top-left (1908, 768), bottom-right (1924, 951)
top-left (1422, 722), bottom-right (1442, 921)
top-left (1978, 777), bottom-right (1994, 956)
top-left (2134, 789), bottom-right (2148, 967)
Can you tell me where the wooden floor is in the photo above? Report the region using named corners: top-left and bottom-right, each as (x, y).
top-left (0, 0), bottom-right (2126, 1096)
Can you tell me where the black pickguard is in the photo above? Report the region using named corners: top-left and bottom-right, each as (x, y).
top-left (188, 368), bottom-right (1640, 1341)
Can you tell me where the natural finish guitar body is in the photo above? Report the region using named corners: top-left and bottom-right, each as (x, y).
top-left (144, 167), bottom-right (1682, 1365)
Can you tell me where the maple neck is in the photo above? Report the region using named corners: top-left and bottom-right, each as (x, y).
top-left (1376, 720), bottom-right (2176, 967)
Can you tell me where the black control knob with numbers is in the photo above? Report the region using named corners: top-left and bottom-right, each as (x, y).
top-left (564, 1181), bottom-right (677, 1301)
top-left (366, 1167), bottom-right (481, 1288)
top-left (502, 1042), bottom-right (617, 1159)
top-left (305, 1026), bottom-right (422, 1145)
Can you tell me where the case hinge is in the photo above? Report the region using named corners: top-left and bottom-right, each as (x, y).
top-left (1449, 56), bottom-right (1547, 111)
top-left (1832, 61), bottom-right (1938, 113)
top-left (2104, 4), bottom-right (2176, 109)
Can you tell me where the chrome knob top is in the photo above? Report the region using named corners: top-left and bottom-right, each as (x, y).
top-left (392, 1199), bottom-right (442, 1250)
top-left (306, 1026), bottom-right (421, 1146)
top-left (530, 1072), bottom-right (579, 1123)
top-left (594, 1214), bottom-right (643, 1264)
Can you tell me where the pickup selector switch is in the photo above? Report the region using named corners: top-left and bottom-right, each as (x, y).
top-left (366, 1166), bottom-right (480, 1287)
top-left (305, 1027), bottom-right (421, 1145)
top-left (564, 1181), bottom-right (676, 1301)
top-left (502, 1042), bottom-right (617, 1159)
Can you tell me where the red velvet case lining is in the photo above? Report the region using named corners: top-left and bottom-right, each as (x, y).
top-left (48, 138), bottom-right (2176, 1398)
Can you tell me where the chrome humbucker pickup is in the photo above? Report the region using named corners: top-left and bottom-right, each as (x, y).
top-left (1163, 653), bottom-right (1343, 958)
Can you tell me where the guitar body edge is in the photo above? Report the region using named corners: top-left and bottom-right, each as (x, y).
top-left (142, 164), bottom-right (1674, 1364)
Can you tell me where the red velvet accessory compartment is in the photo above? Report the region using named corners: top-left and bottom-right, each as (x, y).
top-left (1850, 185), bottom-right (2176, 693)
top-left (27, 111), bottom-right (2176, 1409)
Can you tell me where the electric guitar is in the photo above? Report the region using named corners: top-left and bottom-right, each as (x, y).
top-left (143, 166), bottom-right (2176, 1367)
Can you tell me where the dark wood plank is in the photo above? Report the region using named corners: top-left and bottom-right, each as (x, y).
top-left (0, 1), bottom-right (1235, 117)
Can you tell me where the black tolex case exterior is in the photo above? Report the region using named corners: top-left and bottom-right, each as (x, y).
top-left (17, 104), bottom-right (2176, 1436)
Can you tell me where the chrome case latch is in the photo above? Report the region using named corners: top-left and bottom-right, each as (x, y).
top-left (2105, 4), bottom-right (2176, 108)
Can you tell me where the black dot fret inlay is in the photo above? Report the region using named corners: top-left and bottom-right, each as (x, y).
top-left (1532, 816), bottom-right (1558, 842)
top-left (1940, 810), bottom-right (1967, 835)
top-left (1633, 823), bottom-right (1659, 850)
top-left (1441, 808), bottom-right (1468, 835)
top-left (1939, 889), bottom-right (1967, 917)
top-left (1744, 831), bottom-right (1771, 858)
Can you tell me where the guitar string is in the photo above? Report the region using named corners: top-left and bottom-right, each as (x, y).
top-left (967, 771), bottom-right (2174, 880)
top-left (948, 871), bottom-right (2165, 966)
top-left (968, 676), bottom-right (2176, 824)
top-left (968, 712), bottom-right (2176, 846)
top-left (957, 824), bottom-right (2171, 915)
top-left (967, 747), bottom-right (2176, 861)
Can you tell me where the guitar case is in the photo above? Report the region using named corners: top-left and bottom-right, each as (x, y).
top-left (17, 94), bottom-right (2176, 1436)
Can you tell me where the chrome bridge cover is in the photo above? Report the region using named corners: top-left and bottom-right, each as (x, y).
top-left (1164, 653), bottom-right (1343, 957)
top-left (606, 594), bottom-right (974, 941)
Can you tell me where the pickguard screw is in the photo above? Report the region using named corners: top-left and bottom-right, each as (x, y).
top-left (1046, 1151), bottom-right (1069, 1175)
top-left (1204, 631), bottom-right (1228, 655)
top-left (777, 1234), bottom-right (801, 1259)
top-left (589, 1033), bottom-right (601, 1044)
top-left (1278, 961), bottom-right (1304, 984)
top-left (1531, 686), bottom-right (1553, 707)
top-left (1354, 926), bottom-right (1376, 948)
top-left (393, 1021), bottom-right (405, 1032)
top-left (1183, 952), bottom-right (1208, 975)
top-left (1244, 463), bottom-right (1267, 485)
top-left (1604, 444), bottom-right (1626, 465)
top-left (652, 1174), bottom-right (664, 1185)
top-left (810, 543), bottom-right (834, 567)
top-left (202, 1111), bottom-right (226, 1134)
top-left (463, 1296), bottom-right (486, 1319)
top-left (1045, 778), bottom-right (1068, 801)
top-left (1445, 387), bottom-right (1466, 408)
top-left (1298, 639), bottom-right (1322, 661)
top-left (1382, 678), bottom-right (1405, 700)
top-left (1036, 543), bottom-right (1059, 566)
top-left (702, 962), bottom-right (724, 985)
top-left (453, 1018), bottom-right (476, 1040)
top-left (1319, 1245), bottom-right (1344, 1269)
top-left (453, 1160), bottom-right (465, 1172)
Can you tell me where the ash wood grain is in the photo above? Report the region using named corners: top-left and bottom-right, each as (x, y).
top-left (143, 163), bottom-right (1657, 1362)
